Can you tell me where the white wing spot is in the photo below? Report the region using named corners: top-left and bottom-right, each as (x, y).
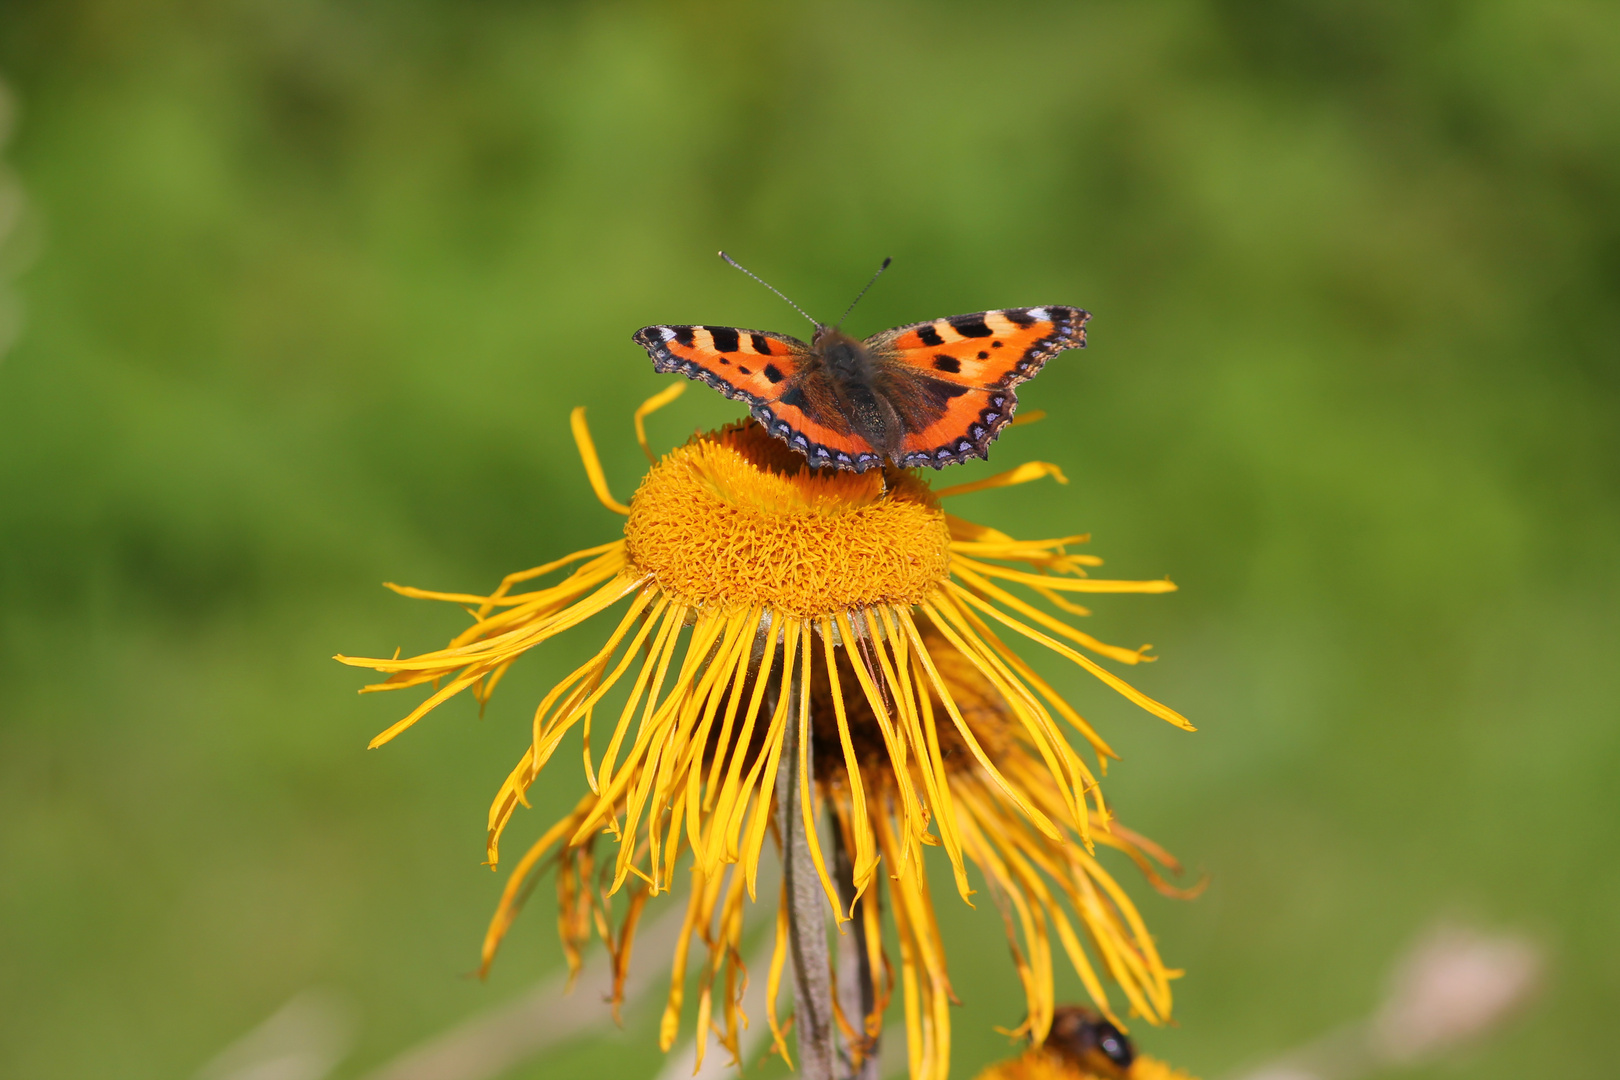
top-left (1028, 307), bottom-right (1049, 321)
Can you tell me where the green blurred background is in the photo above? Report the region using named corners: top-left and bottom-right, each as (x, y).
top-left (2, 2), bottom-right (1617, 1078)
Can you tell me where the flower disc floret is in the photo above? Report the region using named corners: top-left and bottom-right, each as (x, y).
top-left (625, 422), bottom-right (950, 617)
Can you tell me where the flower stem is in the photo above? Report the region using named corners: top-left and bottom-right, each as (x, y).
top-left (775, 669), bottom-right (837, 1080)
top-left (834, 824), bottom-right (880, 1080)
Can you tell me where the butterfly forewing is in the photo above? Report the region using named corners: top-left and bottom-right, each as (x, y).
top-left (633, 325), bottom-right (809, 406)
top-left (867, 306), bottom-right (1089, 389)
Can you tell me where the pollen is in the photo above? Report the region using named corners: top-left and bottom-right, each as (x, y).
top-left (625, 422), bottom-right (951, 617)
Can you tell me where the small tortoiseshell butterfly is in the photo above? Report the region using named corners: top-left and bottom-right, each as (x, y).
top-left (633, 254), bottom-right (1089, 472)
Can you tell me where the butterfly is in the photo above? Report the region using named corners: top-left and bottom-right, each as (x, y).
top-left (632, 255), bottom-right (1089, 472)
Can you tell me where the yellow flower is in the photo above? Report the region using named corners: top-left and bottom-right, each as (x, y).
top-left (337, 388), bottom-right (1196, 1079)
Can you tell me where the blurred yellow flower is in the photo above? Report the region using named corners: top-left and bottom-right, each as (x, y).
top-left (973, 1004), bottom-right (1198, 1080)
top-left (975, 1049), bottom-right (1196, 1080)
top-left (337, 388), bottom-right (1196, 1079)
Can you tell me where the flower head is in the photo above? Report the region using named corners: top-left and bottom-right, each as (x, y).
top-left (972, 1005), bottom-right (1198, 1080)
top-left (338, 388), bottom-right (1197, 1078)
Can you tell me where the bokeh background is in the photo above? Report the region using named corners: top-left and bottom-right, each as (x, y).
top-left (2, 2), bottom-right (1618, 1078)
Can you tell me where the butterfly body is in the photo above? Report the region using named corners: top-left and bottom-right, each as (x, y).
top-left (633, 305), bottom-right (1089, 472)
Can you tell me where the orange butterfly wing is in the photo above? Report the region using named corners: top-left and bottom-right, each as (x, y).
top-left (633, 324), bottom-right (807, 406)
top-left (867, 306), bottom-right (1089, 467)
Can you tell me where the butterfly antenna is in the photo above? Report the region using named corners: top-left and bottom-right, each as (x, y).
top-left (835, 256), bottom-right (892, 330)
top-left (718, 251), bottom-right (820, 329)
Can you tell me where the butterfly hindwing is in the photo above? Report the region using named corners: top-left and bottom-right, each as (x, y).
top-left (868, 306), bottom-right (1089, 389)
top-left (749, 373), bottom-right (890, 470)
top-left (892, 386), bottom-right (1019, 468)
top-left (633, 325), bottom-right (808, 407)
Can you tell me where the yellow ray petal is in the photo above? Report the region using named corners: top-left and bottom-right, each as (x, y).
top-left (945, 514), bottom-right (1018, 545)
top-left (953, 553), bottom-right (1177, 594)
top-left (797, 621), bottom-right (843, 919)
top-left (765, 883), bottom-right (794, 1067)
top-left (570, 405), bottom-right (632, 515)
top-left (478, 791), bottom-right (595, 976)
top-left (634, 382), bottom-right (687, 462)
top-left (707, 622), bottom-right (787, 877)
top-left (933, 460), bottom-right (1068, 500)
top-left (951, 564), bottom-right (1151, 665)
top-left (923, 590), bottom-right (1093, 841)
top-left (949, 585), bottom-right (1196, 731)
top-left (820, 614), bottom-right (880, 899)
top-left (737, 625), bottom-right (798, 898)
top-left (474, 541), bottom-right (628, 617)
top-left (903, 605), bottom-right (1062, 842)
